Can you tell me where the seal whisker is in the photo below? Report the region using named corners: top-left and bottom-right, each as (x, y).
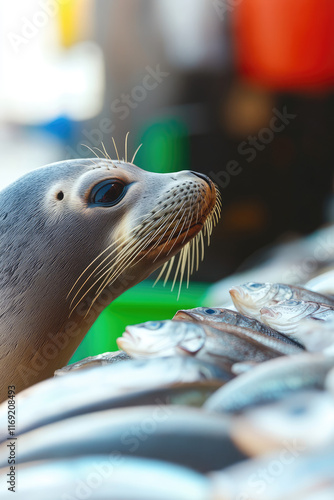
top-left (177, 245), bottom-right (189, 299)
top-left (86, 231), bottom-right (163, 314)
top-left (101, 142), bottom-right (111, 161)
top-left (165, 203), bottom-right (189, 257)
top-left (153, 261), bottom-right (169, 286)
top-left (68, 204), bottom-right (169, 301)
top-left (81, 144), bottom-right (101, 159)
top-left (190, 238), bottom-right (195, 275)
top-left (70, 175), bottom-right (221, 313)
top-left (70, 237), bottom-right (146, 316)
top-left (195, 233), bottom-right (200, 271)
top-left (163, 255), bottom-right (175, 285)
top-left (131, 143), bottom-right (143, 164)
top-left (171, 247), bottom-right (185, 292)
top-left (112, 137), bottom-right (120, 162)
top-left (67, 217), bottom-right (148, 304)
top-left (125, 132), bottom-right (129, 163)
top-left (152, 203), bottom-right (187, 262)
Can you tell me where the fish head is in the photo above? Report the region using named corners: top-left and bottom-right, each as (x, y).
top-left (229, 282), bottom-right (275, 316)
top-left (117, 320), bottom-right (205, 358)
top-left (260, 300), bottom-right (317, 334)
top-left (174, 307), bottom-right (224, 324)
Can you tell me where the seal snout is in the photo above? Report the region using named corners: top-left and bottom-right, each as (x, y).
top-left (190, 171), bottom-right (213, 190)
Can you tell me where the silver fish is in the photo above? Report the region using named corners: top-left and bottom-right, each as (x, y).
top-left (325, 367), bottom-right (334, 396)
top-left (229, 282), bottom-right (334, 320)
top-left (54, 351), bottom-right (131, 376)
top-left (230, 390), bottom-right (334, 457)
top-left (305, 268), bottom-right (334, 295)
top-left (0, 456), bottom-right (210, 500)
top-left (174, 307), bottom-right (304, 354)
top-left (292, 319), bottom-right (334, 352)
top-left (117, 320), bottom-right (289, 370)
top-left (210, 446), bottom-right (334, 500)
top-left (206, 225), bottom-right (334, 305)
top-left (0, 406), bottom-right (247, 472)
top-left (204, 353), bottom-right (334, 413)
top-left (260, 300), bottom-right (334, 336)
top-left (0, 357), bottom-right (228, 442)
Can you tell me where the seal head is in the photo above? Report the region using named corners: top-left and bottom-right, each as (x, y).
top-left (0, 158), bottom-right (220, 399)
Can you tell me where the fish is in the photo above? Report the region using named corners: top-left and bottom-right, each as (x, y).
top-left (305, 269), bottom-right (334, 295)
top-left (204, 352), bottom-right (334, 413)
top-left (206, 224), bottom-right (334, 305)
top-left (54, 350), bottom-right (131, 376)
top-left (173, 307), bottom-right (304, 354)
top-left (229, 282), bottom-right (334, 320)
top-left (230, 390), bottom-right (334, 457)
top-left (209, 446), bottom-right (334, 500)
top-left (0, 406), bottom-right (247, 472)
top-left (0, 356), bottom-right (228, 442)
top-left (292, 319), bottom-right (334, 352)
top-left (117, 320), bottom-right (291, 371)
top-left (0, 456), bottom-right (210, 500)
top-left (325, 367), bottom-right (334, 395)
top-left (260, 300), bottom-right (334, 336)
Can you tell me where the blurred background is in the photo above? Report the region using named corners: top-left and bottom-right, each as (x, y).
top-left (1, 0), bottom-right (333, 358)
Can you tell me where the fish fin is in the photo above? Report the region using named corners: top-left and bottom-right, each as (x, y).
top-left (231, 361), bottom-right (258, 375)
top-left (177, 336), bottom-right (205, 354)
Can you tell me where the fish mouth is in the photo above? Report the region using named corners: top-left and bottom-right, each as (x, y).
top-left (117, 326), bottom-right (173, 357)
top-left (260, 307), bottom-right (281, 319)
top-left (174, 311), bottom-right (199, 322)
top-left (229, 286), bottom-right (248, 305)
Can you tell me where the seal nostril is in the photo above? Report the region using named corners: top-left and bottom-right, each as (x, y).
top-left (190, 171), bottom-right (212, 189)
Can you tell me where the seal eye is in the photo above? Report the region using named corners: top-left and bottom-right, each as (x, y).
top-left (90, 180), bottom-right (126, 207)
top-left (56, 191), bottom-right (64, 201)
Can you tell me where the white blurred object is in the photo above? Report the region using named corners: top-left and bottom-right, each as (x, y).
top-left (293, 319), bottom-right (334, 353)
top-left (0, 1), bottom-right (105, 124)
top-left (305, 270), bottom-right (334, 295)
top-left (154, 0), bottom-right (226, 69)
top-left (0, 126), bottom-right (62, 190)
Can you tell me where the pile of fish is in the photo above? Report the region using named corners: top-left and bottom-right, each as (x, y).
top-left (1, 282), bottom-right (334, 499)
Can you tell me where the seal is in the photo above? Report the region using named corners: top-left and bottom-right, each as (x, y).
top-left (0, 156), bottom-right (220, 400)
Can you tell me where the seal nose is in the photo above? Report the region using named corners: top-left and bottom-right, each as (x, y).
top-left (190, 171), bottom-right (213, 189)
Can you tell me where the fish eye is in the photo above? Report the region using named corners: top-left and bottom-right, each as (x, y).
top-left (288, 404), bottom-right (307, 416)
top-left (204, 308), bottom-right (218, 315)
top-left (248, 283), bottom-right (263, 289)
top-left (89, 180), bottom-right (126, 207)
top-left (285, 300), bottom-right (298, 306)
top-left (147, 321), bottom-right (163, 330)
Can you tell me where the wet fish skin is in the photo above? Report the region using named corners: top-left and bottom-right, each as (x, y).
top-left (229, 282), bottom-right (334, 320)
top-left (0, 356), bottom-right (229, 442)
top-left (0, 406), bottom-right (247, 472)
top-left (118, 320), bottom-right (289, 371)
top-left (305, 268), bottom-right (334, 295)
top-left (230, 390), bottom-right (334, 457)
top-left (0, 456), bottom-right (210, 500)
top-left (173, 307), bottom-right (304, 353)
top-left (54, 351), bottom-right (131, 376)
top-left (204, 353), bottom-right (334, 413)
top-left (292, 319), bottom-right (334, 352)
top-left (210, 446), bottom-right (334, 500)
top-left (260, 300), bottom-right (334, 336)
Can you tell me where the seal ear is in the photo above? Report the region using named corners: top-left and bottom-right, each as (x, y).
top-left (177, 334), bottom-right (205, 355)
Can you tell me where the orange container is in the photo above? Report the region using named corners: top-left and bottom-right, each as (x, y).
top-left (233, 0), bottom-right (334, 90)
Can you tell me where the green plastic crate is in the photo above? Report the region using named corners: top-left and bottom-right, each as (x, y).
top-left (70, 280), bottom-right (210, 363)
